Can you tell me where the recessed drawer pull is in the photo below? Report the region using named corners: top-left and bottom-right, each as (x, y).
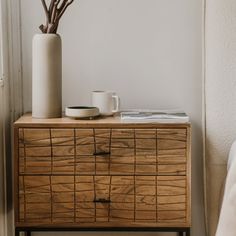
top-left (93, 198), bottom-right (111, 203)
top-left (93, 152), bottom-right (110, 156)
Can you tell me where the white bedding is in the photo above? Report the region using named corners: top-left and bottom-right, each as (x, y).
top-left (215, 140), bottom-right (236, 236)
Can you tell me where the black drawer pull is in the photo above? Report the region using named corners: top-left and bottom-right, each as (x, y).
top-left (93, 198), bottom-right (111, 203)
top-left (93, 152), bottom-right (110, 156)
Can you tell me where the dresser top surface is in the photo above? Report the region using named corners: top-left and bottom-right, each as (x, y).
top-left (14, 113), bottom-right (190, 128)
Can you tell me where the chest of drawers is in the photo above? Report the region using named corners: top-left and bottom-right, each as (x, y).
top-left (14, 114), bottom-right (191, 235)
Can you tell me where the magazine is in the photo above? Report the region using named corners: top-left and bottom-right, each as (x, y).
top-left (120, 109), bottom-right (189, 123)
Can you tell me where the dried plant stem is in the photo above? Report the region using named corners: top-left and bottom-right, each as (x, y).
top-left (49, 0), bottom-right (56, 21)
top-left (41, 0), bottom-right (49, 23)
top-left (57, 0), bottom-right (74, 21)
top-left (39, 0), bottom-right (74, 34)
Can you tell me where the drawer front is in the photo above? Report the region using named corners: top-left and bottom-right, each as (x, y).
top-left (18, 175), bottom-right (187, 224)
top-left (18, 128), bottom-right (187, 176)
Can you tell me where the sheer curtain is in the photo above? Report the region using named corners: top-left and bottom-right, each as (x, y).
top-left (0, 0), bottom-right (9, 234)
top-left (0, 0), bottom-right (22, 235)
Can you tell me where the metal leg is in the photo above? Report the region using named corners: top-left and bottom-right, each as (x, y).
top-left (25, 231), bottom-right (31, 236)
top-left (15, 229), bottom-right (20, 236)
top-left (186, 228), bottom-right (190, 236)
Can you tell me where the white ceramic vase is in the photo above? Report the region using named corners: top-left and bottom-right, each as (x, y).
top-left (32, 34), bottom-right (62, 118)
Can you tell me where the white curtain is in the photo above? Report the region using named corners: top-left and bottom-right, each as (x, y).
top-left (0, 0), bottom-right (22, 235)
top-left (0, 0), bottom-right (8, 233)
top-left (0, 93), bottom-right (7, 236)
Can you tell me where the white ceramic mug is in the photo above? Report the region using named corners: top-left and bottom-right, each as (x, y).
top-left (92, 91), bottom-right (120, 116)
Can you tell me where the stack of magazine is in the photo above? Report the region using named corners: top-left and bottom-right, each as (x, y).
top-left (119, 109), bottom-right (189, 123)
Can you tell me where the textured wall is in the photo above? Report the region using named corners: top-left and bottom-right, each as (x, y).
top-left (205, 0), bottom-right (236, 235)
top-left (20, 0), bottom-right (204, 236)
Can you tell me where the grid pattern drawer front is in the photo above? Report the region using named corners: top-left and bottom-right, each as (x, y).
top-left (18, 175), bottom-right (187, 224)
top-left (19, 128), bottom-right (187, 176)
top-left (76, 176), bottom-right (135, 222)
top-left (19, 128), bottom-right (75, 175)
top-left (157, 129), bottom-right (187, 175)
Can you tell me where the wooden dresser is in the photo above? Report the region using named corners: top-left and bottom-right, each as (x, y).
top-left (14, 114), bottom-right (191, 236)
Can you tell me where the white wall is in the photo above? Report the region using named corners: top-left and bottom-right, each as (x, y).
top-left (205, 0), bottom-right (236, 235)
top-left (20, 0), bottom-right (204, 236)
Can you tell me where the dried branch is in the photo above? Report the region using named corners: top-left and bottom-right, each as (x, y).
top-left (49, 0), bottom-right (56, 21)
top-left (51, 1), bottom-right (59, 24)
top-left (57, 0), bottom-right (74, 21)
top-left (39, 24), bottom-right (47, 33)
top-left (41, 0), bottom-right (49, 22)
top-left (58, 0), bottom-right (68, 13)
top-left (39, 0), bottom-right (50, 33)
top-left (39, 0), bottom-right (74, 34)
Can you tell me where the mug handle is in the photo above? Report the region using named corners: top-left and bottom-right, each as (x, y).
top-left (112, 95), bottom-right (120, 113)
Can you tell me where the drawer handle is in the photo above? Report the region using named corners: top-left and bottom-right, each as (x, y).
top-left (93, 198), bottom-right (111, 203)
top-left (93, 152), bottom-right (110, 156)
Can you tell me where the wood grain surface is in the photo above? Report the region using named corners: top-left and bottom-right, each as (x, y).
top-left (14, 116), bottom-right (191, 228)
top-left (19, 175), bottom-right (187, 224)
top-left (18, 128), bottom-right (187, 176)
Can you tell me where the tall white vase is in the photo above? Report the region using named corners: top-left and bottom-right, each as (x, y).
top-left (32, 34), bottom-right (62, 118)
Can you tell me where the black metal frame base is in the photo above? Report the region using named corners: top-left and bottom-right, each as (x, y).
top-left (15, 227), bottom-right (190, 236)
